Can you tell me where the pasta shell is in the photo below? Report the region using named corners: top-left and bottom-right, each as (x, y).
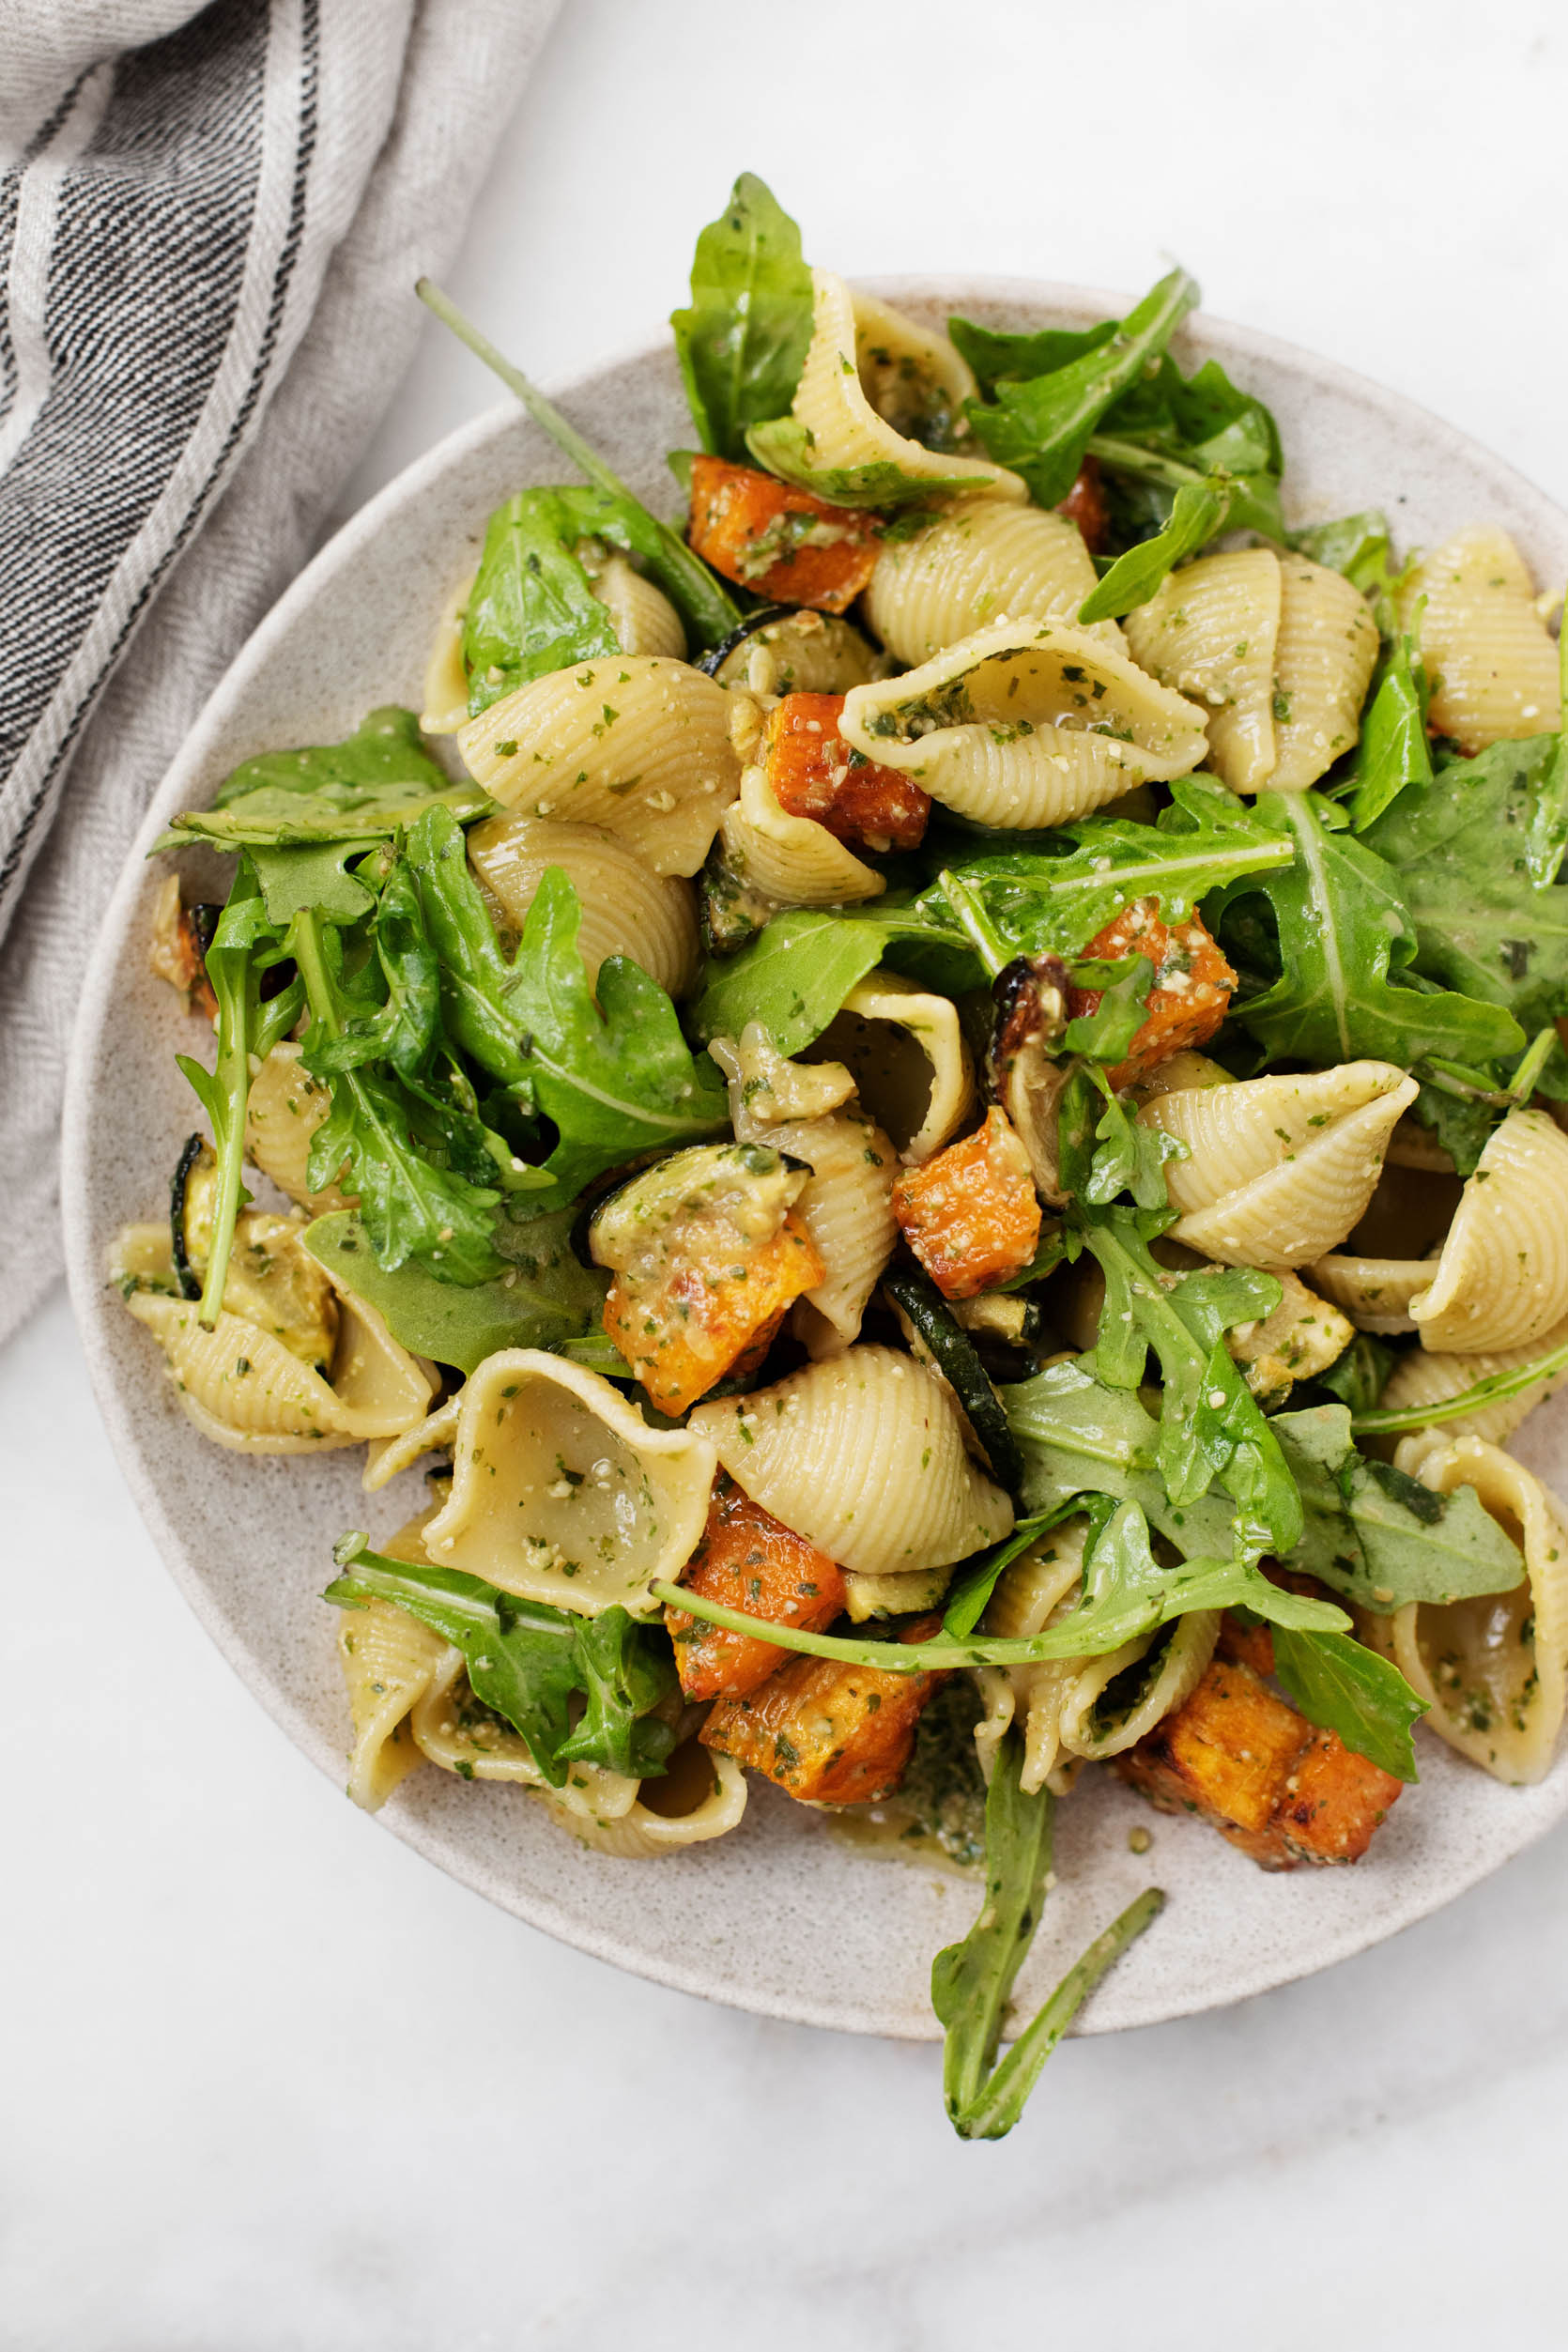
top-left (466, 814), bottom-right (699, 997)
top-left (787, 270), bottom-right (1024, 501)
top-left (708, 608), bottom-right (881, 696)
top-left (1376, 1314), bottom-right (1568, 1447)
top-left (838, 619), bottom-right (1209, 828)
top-left (362, 1393), bottom-right (461, 1493)
top-left (458, 655), bottom-right (739, 878)
top-left (688, 1345), bottom-right (1014, 1581)
top-left (1269, 554), bottom-right (1380, 791)
top-left (586, 552), bottom-right (686, 658)
top-left (1140, 1060), bottom-right (1418, 1268)
top-left (1055, 1610), bottom-right (1221, 1763)
top-left (421, 568), bottom-right (475, 734)
top-left (540, 1745), bottom-right (748, 1856)
top-left (716, 759), bottom-right (884, 907)
top-left (710, 1024), bottom-right (858, 1126)
top-left (1308, 1252), bottom-right (1431, 1335)
top-left (243, 1041), bottom-right (350, 1213)
top-left (1402, 525), bottom-right (1560, 753)
top-left (340, 1593), bottom-right (449, 1810)
top-left (813, 972), bottom-right (976, 1163)
top-left (421, 1351), bottom-right (716, 1614)
top-left (1364, 1436), bottom-right (1568, 1783)
top-left (865, 493), bottom-right (1125, 666)
top-left (1409, 1109), bottom-right (1568, 1352)
top-left (1123, 548), bottom-right (1283, 792)
top-left (1225, 1269), bottom-right (1355, 1405)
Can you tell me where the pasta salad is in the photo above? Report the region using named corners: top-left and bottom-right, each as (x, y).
top-left (116, 175), bottom-right (1568, 2137)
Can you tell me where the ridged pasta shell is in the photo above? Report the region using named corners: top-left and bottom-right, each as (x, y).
top-left (708, 609), bottom-right (882, 696)
top-left (1269, 554), bottom-right (1380, 790)
top-left (421, 569), bottom-right (476, 734)
top-left (421, 1350), bottom-right (716, 1614)
top-left (1308, 1252), bottom-right (1431, 1335)
top-left (362, 1392), bottom-right (461, 1493)
top-left (710, 1024), bottom-right (858, 1126)
top-left (716, 760), bottom-right (884, 907)
top-left (458, 655), bottom-right (739, 877)
top-left (1055, 1610), bottom-right (1221, 1762)
top-left (539, 1746), bottom-right (748, 1856)
top-left (587, 552), bottom-right (686, 659)
top-left (1363, 1436), bottom-right (1568, 1784)
top-left (1408, 1109), bottom-right (1568, 1351)
top-left (340, 1586), bottom-right (449, 1810)
top-left (243, 1041), bottom-right (350, 1213)
top-left (1376, 1313), bottom-right (1568, 1447)
top-left (838, 619), bottom-right (1209, 828)
top-left (466, 814), bottom-right (699, 997)
top-left (688, 1345), bottom-right (1014, 1580)
top-left (1402, 525), bottom-right (1560, 753)
top-left (1140, 1060), bottom-right (1418, 1268)
top-left (1225, 1269), bottom-right (1355, 1405)
top-left (814, 972), bottom-right (976, 1163)
top-left (865, 493), bottom-right (1125, 666)
top-left (1123, 548), bottom-right (1283, 792)
top-left (787, 270), bottom-right (1024, 501)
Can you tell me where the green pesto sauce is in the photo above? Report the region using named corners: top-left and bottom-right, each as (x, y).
top-left (826, 1678), bottom-right (988, 1875)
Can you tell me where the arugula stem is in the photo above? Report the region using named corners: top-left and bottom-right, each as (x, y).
top-left (1350, 1334), bottom-right (1568, 1437)
top-left (416, 278), bottom-right (739, 645)
top-left (936, 868), bottom-right (1013, 978)
top-left (1085, 434), bottom-right (1204, 493)
top-left (955, 1888), bottom-right (1165, 2140)
top-left (1414, 1055), bottom-right (1514, 1109)
top-left (288, 908), bottom-right (342, 1038)
top-left (1507, 1024), bottom-right (1559, 1101)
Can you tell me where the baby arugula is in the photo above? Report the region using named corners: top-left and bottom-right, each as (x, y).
top-left (327, 1536), bottom-right (677, 1782)
top-left (669, 172), bottom-right (816, 465)
top-left (158, 706), bottom-right (489, 852)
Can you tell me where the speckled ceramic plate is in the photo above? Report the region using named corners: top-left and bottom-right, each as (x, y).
top-left (61, 281), bottom-right (1568, 2038)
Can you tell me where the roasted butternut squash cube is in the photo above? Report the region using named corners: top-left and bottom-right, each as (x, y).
top-left (763, 692), bottom-right (930, 853)
top-left (666, 1476), bottom-right (846, 1701)
top-left (1069, 899), bottom-right (1235, 1091)
top-left (592, 1143), bottom-right (826, 1414)
top-left (891, 1107), bottom-right (1041, 1300)
top-left (701, 1617), bottom-right (947, 1804)
top-left (1057, 455), bottom-right (1110, 555)
top-left (1276, 1729), bottom-right (1402, 1866)
top-left (688, 455), bottom-right (881, 614)
top-left (1216, 1612), bottom-right (1277, 1678)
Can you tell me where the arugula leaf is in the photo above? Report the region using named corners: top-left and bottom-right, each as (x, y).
top-left (1057, 1065), bottom-right (1185, 1211)
top-left (175, 859), bottom-right (301, 1326)
top-left (1269, 1402), bottom-right (1525, 1609)
top-left (669, 172), bottom-right (816, 462)
top-left (1060, 957), bottom-right (1154, 1064)
top-left (1268, 1622), bottom-right (1427, 1780)
top-left (744, 416), bottom-right (981, 510)
top-left (1077, 478), bottom-right (1229, 623)
top-left (947, 315), bottom-right (1115, 393)
top-left (461, 489), bottom-right (623, 715)
top-left (157, 707), bottom-right (489, 850)
top-left (931, 1728), bottom-right (1162, 2140)
top-left (1210, 790), bottom-right (1525, 1068)
top-left (1526, 607), bottom-right (1568, 885)
top-left (963, 268), bottom-right (1199, 507)
top-left (1289, 510), bottom-right (1391, 594)
top-left (1003, 1358), bottom-right (1235, 1554)
top-left (250, 839), bottom-right (379, 926)
top-left (304, 1207), bottom-right (608, 1375)
top-left (690, 903), bottom-right (971, 1057)
top-left (326, 1537), bottom-right (676, 1784)
top-left (1348, 629), bottom-right (1433, 832)
top-left (1083, 1210), bottom-right (1300, 1549)
top-left (1314, 1330), bottom-right (1395, 1417)
top-left (941, 1512), bottom-right (1068, 1637)
top-left (1362, 735), bottom-right (1568, 1034)
top-left (919, 776), bottom-right (1292, 961)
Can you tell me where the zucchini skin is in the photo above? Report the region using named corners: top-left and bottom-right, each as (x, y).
top-left (884, 1257), bottom-right (1024, 1496)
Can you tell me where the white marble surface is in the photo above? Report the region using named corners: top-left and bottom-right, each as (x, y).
top-left (8, 0), bottom-right (1568, 2342)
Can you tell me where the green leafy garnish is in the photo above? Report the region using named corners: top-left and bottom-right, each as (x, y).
top-left (1289, 509), bottom-right (1392, 593)
top-left (460, 488), bottom-right (623, 715)
top-left (327, 1537), bottom-right (676, 1783)
top-left (931, 1729), bottom-right (1162, 2140)
top-left (1057, 1065), bottom-right (1187, 1211)
top-left (690, 903), bottom-right (971, 1057)
top-left (947, 316), bottom-right (1115, 393)
top-left (670, 173), bottom-right (815, 463)
top-left (1351, 1330), bottom-right (1568, 1437)
top-left (1077, 477), bottom-right (1228, 623)
top-left (157, 708), bottom-right (488, 850)
top-left (1268, 1622), bottom-right (1427, 1781)
top-left (1347, 627), bottom-right (1432, 833)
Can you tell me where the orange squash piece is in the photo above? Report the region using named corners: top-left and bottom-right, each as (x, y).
top-left (762, 692), bottom-right (930, 852)
top-left (1057, 454), bottom-right (1110, 555)
top-left (603, 1212), bottom-right (824, 1417)
top-left (666, 1476), bottom-right (846, 1701)
top-left (890, 1107), bottom-right (1041, 1301)
top-left (688, 455), bottom-right (882, 614)
top-left (1116, 1657), bottom-right (1403, 1870)
top-left (701, 1616), bottom-right (947, 1804)
top-left (1068, 898), bottom-right (1236, 1090)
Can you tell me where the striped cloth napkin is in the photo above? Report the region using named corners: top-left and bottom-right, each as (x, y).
top-left (0, 0), bottom-right (561, 1345)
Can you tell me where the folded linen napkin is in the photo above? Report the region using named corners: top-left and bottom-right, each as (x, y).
top-left (0, 0), bottom-right (561, 1346)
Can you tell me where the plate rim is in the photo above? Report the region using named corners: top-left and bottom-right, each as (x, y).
top-left (60, 276), bottom-right (1568, 2039)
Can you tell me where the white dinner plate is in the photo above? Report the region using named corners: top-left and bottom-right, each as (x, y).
top-left (61, 280), bottom-right (1568, 2037)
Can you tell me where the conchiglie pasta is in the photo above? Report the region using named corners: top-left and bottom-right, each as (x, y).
top-left (780, 270), bottom-right (1024, 501)
top-left (1054, 1611), bottom-right (1221, 1763)
top-left (1269, 554), bottom-right (1380, 790)
top-left (812, 972), bottom-right (976, 1162)
top-left (466, 814), bottom-right (699, 997)
top-left (1364, 1436), bottom-right (1568, 1783)
top-left (687, 1345), bottom-right (1014, 1581)
top-left (716, 759), bottom-right (884, 908)
top-left (838, 620), bottom-right (1209, 829)
top-left (1123, 548), bottom-right (1283, 792)
top-left (458, 655), bottom-right (739, 877)
top-left (1375, 1314), bottom-right (1568, 1447)
top-left (540, 1745), bottom-right (748, 1856)
top-left (585, 551), bottom-right (686, 658)
top-left (1308, 1252), bottom-right (1432, 1335)
top-left (1404, 525), bottom-right (1561, 753)
top-left (244, 1041), bottom-right (349, 1213)
top-left (420, 1350), bottom-right (716, 1614)
top-left (864, 494), bottom-right (1123, 666)
top-left (339, 1592), bottom-right (449, 1809)
top-left (1139, 1060), bottom-right (1417, 1268)
top-left (1410, 1109), bottom-right (1568, 1351)
top-left (708, 608), bottom-right (882, 696)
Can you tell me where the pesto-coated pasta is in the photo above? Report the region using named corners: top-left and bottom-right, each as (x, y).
top-left (813, 971), bottom-right (976, 1163)
top-left (865, 494), bottom-right (1122, 666)
top-left (1269, 554), bottom-right (1380, 790)
top-left (243, 1041), bottom-right (348, 1213)
top-left (1122, 547), bottom-right (1283, 792)
top-left (715, 758), bottom-right (884, 907)
top-left (1404, 525), bottom-right (1561, 753)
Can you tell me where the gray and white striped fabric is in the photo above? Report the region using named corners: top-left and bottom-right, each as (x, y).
top-left (0, 0), bottom-right (560, 1345)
